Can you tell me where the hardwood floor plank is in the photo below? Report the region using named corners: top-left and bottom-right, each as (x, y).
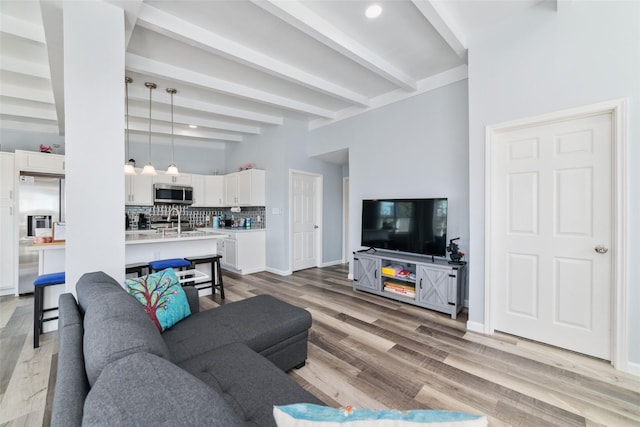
top-left (1, 264), bottom-right (638, 427)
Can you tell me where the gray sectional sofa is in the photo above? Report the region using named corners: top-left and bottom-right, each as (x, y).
top-left (51, 271), bottom-right (323, 426)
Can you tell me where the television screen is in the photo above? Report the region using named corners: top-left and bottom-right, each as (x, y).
top-left (361, 198), bottom-right (448, 257)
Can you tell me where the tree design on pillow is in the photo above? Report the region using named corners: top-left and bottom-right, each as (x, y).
top-left (128, 269), bottom-right (180, 331)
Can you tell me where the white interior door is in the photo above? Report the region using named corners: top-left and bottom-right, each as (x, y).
top-left (490, 112), bottom-right (612, 360)
top-left (291, 172), bottom-right (320, 271)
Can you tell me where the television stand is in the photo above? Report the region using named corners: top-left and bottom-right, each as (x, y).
top-left (352, 251), bottom-right (466, 319)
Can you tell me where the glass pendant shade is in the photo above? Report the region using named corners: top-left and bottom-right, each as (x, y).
top-left (124, 162), bottom-right (136, 175)
top-left (166, 164), bottom-right (179, 175)
top-left (142, 163), bottom-right (157, 175)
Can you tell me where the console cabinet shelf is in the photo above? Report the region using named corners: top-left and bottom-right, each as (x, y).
top-left (353, 251), bottom-right (466, 319)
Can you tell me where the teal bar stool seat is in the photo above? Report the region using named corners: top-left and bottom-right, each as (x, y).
top-left (148, 258), bottom-right (191, 272)
top-left (34, 272), bottom-right (65, 348)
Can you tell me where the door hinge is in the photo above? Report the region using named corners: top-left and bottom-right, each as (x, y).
top-left (449, 274), bottom-right (456, 278)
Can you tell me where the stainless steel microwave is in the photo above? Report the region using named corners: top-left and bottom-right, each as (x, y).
top-left (153, 184), bottom-right (193, 205)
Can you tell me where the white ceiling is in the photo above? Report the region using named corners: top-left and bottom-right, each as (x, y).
top-left (0, 0), bottom-right (543, 162)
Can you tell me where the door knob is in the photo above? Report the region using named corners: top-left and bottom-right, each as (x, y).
top-left (594, 245), bottom-right (608, 254)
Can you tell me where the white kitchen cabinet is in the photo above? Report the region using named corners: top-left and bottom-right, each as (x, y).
top-left (191, 174), bottom-right (206, 207)
top-left (217, 229), bottom-right (265, 275)
top-left (0, 152), bottom-right (16, 295)
top-left (15, 149), bottom-right (65, 174)
top-left (125, 170), bottom-right (153, 206)
top-left (224, 169), bottom-right (265, 206)
top-left (153, 173), bottom-right (192, 185)
top-left (205, 175), bottom-right (224, 206)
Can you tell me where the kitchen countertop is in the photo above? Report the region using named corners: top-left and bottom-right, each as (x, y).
top-left (198, 227), bottom-right (266, 234)
top-left (125, 229), bottom-right (229, 245)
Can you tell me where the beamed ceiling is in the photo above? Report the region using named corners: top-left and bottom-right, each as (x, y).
top-left (0, 0), bottom-right (544, 161)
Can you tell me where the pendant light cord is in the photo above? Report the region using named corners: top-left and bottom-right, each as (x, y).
top-left (170, 90), bottom-right (175, 165)
top-left (125, 77), bottom-right (131, 160)
top-left (148, 85), bottom-right (152, 161)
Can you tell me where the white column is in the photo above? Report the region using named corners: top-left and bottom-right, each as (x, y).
top-left (63, 2), bottom-right (125, 292)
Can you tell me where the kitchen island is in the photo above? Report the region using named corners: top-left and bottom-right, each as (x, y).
top-left (33, 230), bottom-right (229, 332)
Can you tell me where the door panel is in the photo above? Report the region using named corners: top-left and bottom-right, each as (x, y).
top-left (292, 173), bottom-right (318, 271)
top-left (491, 112), bottom-right (612, 359)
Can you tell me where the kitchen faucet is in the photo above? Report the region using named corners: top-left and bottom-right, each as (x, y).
top-left (168, 206), bottom-right (181, 235)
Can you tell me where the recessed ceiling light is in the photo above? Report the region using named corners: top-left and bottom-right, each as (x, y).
top-left (189, 124), bottom-right (198, 129)
top-left (365, 4), bottom-right (382, 19)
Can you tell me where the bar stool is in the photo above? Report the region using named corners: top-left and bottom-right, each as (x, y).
top-left (33, 272), bottom-right (65, 348)
top-left (148, 258), bottom-right (191, 273)
top-left (125, 262), bottom-right (149, 277)
top-left (184, 255), bottom-right (225, 299)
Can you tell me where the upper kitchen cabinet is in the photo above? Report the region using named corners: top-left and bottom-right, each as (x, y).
top-left (125, 171), bottom-right (153, 206)
top-left (191, 174), bottom-right (205, 207)
top-left (205, 175), bottom-right (224, 207)
top-left (0, 152), bottom-right (15, 295)
top-left (153, 173), bottom-right (192, 185)
top-left (224, 169), bottom-right (265, 206)
top-left (0, 152), bottom-right (15, 202)
top-left (15, 150), bottom-right (65, 175)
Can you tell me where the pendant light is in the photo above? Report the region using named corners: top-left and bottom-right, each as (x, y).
top-left (141, 82), bottom-right (157, 175)
top-left (165, 88), bottom-right (179, 176)
top-left (124, 76), bottom-right (137, 175)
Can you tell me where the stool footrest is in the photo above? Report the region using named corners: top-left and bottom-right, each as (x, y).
top-left (175, 269), bottom-right (209, 285)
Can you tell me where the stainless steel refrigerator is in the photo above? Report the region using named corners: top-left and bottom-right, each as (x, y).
top-left (18, 173), bottom-right (65, 295)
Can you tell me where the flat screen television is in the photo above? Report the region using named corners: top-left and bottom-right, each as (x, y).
top-left (361, 198), bottom-right (448, 257)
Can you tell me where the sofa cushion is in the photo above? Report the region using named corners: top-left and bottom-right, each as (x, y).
top-left (83, 352), bottom-right (248, 427)
top-left (83, 291), bottom-right (170, 386)
top-left (76, 271), bottom-right (125, 314)
top-left (126, 268), bottom-right (191, 332)
top-left (51, 294), bottom-right (89, 427)
top-left (163, 294), bottom-right (312, 364)
top-left (178, 342), bottom-right (323, 427)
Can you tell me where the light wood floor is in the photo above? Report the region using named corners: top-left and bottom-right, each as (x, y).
top-left (1, 264), bottom-right (639, 426)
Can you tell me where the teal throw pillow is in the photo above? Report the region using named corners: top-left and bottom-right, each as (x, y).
top-left (273, 403), bottom-right (487, 426)
top-left (126, 268), bottom-right (191, 332)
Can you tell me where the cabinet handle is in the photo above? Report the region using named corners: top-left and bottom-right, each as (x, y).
top-left (419, 278), bottom-right (423, 289)
top-left (374, 270), bottom-right (378, 279)
top-left (9, 206), bottom-right (13, 216)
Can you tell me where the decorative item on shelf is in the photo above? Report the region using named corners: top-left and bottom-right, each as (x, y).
top-left (39, 144), bottom-right (52, 153)
top-left (52, 222), bottom-right (67, 242)
top-left (238, 162), bottom-right (254, 171)
top-left (124, 77), bottom-right (137, 175)
top-left (165, 88), bottom-right (179, 176)
top-left (141, 82), bottom-right (158, 176)
top-left (446, 237), bottom-right (466, 265)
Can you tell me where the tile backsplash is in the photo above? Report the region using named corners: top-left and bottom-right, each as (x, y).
top-left (126, 205), bottom-right (266, 229)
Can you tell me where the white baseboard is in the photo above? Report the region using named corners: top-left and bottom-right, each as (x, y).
top-left (266, 267), bottom-right (292, 276)
top-left (320, 259), bottom-right (343, 268)
top-left (466, 320), bottom-right (485, 333)
top-left (347, 273), bottom-right (353, 280)
top-left (625, 361), bottom-right (640, 377)
top-left (0, 287), bottom-right (15, 297)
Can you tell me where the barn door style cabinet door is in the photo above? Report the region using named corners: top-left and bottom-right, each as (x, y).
top-left (352, 253), bottom-right (381, 292)
top-left (352, 250), bottom-right (466, 319)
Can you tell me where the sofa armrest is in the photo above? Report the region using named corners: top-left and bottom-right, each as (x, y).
top-left (184, 285), bottom-right (200, 314)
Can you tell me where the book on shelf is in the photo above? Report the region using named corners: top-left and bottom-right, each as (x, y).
top-left (383, 281), bottom-right (415, 292)
top-left (384, 286), bottom-right (416, 298)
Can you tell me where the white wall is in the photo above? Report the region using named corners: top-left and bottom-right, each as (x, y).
top-left (128, 139), bottom-right (225, 176)
top-left (308, 81), bottom-right (470, 294)
top-left (225, 118), bottom-right (343, 274)
top-left (467, 1), bottom-right (640, 367)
